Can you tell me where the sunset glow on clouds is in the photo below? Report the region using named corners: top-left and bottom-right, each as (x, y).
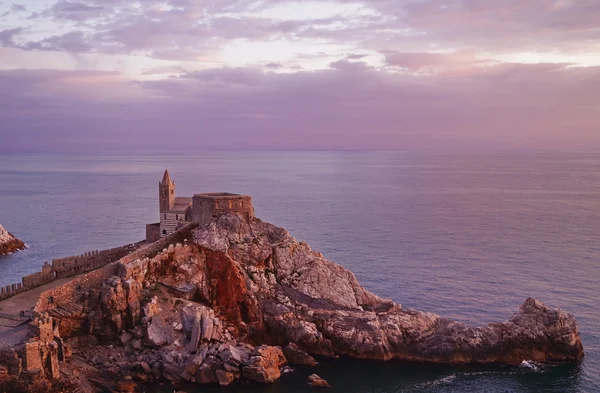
top-left (1, 0), bottom-right (599, 152)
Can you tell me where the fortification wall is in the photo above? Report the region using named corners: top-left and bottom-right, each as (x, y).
top-left (0, 243), bottom-right (138, 301)
top-left (35, 224), bottom-right (196, 313)
top-left (191, 194), bottom-right (254, 227)
top-left (51, 244), bottom-right (136, 279)
top-left (34, 263), bottom-right (120, 313)
top-left (22, 262), bottom-right (54, 288)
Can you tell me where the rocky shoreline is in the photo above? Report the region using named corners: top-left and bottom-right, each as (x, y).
top-left (0, 214), bottom-right (584, 392)
top-left (0, 224), bottom-right (26, 256)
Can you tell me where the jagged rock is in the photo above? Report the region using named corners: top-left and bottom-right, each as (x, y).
top-left (217, 344), bottom-right (250, 365)
top-left (284, 343), bottom-right (317, 366)
top-left (216, 369), bottom-right (235, 386)
top-left (163, 363), bottom-right (184, 382)
top-left (20, 212), bottom-right (582, 393)
top-left (142, 296), bottom-right (161, 318)
top-left (201, 314), bottom-right (214, 341)
top-left (196, 363), bottom-right (217, 384)
top-left (145, 317), bottom-right (172, 347)
top-left (241, 345), bottom-right (286, 384)
top-left (184, 354), bottom-right (204, 375)
top-left (140, 361), bottom-right (152, 374)
top-left (188, 311), bottom-right (202, 352)
top-left (308, 374), bottom-right (330, 388)
top-left (189, 215), bottom-right (584, 364)
top-left (115, 380), bottom-right (137, 392)
top-left (120, 332), bottom-right (133, 345)
top-left (132, 339), bottom-right (143, 350)
top-left (181, 304), bottom-right (198, 336)
top-left (0, 224), bottom-right (26, 255)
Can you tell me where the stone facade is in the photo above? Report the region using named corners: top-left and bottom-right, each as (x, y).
top-left (146, 223), bottom-right (161, 243)
top-left (149, 170), bottom-right (254, 240)
top-left (191, 193), bottom-right (255, 227)
top-left (158, 170), bottom-right (193, 237)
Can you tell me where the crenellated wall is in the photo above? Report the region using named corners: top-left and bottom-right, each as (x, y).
top-left (34, 224), bottom-right (196, 313)
top-left (191, 193), bottom-right (254, 227)
top-left (51, 244), bottom-right (137, 279)
top-left (0, 244), bottom-right (138, 301)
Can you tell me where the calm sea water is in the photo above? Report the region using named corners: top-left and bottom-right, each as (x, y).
top-left (0, 152), bottom-right (598, 392)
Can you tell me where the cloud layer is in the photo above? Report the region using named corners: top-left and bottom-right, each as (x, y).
top-left (0, 0), bottom-right (599, 152)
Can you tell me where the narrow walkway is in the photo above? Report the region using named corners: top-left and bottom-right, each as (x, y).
top-left (0, 274), bottom-right (83, 315)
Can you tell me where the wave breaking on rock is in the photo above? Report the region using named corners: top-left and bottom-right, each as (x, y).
top-left (0, 224), bottom-right (26, 256)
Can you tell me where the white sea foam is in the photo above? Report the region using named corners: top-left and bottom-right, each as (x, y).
top-left (520, 360), bottom-right (541, 371)
top-left (415, 374), bottom-right (457, 389)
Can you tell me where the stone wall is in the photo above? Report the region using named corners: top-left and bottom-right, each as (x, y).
top-left (191, 193), bottom-right (254, 227)
top-left (34, 263), bottom-right (119, 313)
top-left (0, 244), bottom-right (138, 301)
top-left (51, 244), bottom-right (137, 279)
top-left (22, 262), bottom-right (54, 289)
top-left (146, 223), bottom-right (161, 242)
top-left (35, 224), bottom-right (196, 313)
top-left (0, 315), bottom-right (64, 379)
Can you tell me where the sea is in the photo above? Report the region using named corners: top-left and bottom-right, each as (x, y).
top-left (0, 151), bottom-right (598, 393)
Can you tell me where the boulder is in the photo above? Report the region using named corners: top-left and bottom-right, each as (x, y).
top-left (184, 354), bottom-right (204, 375)
top-left (163, 364), bottom-right (184, 382)
top-left (142, 296), bottom-right (161, 318)
top-left (115, 381), bottom-right (137, 392)
top-left (145, 317), bottom-right (172, 347)
top-left (120, 332), bottom-right (133, 346)
top-left (139, 361), bottom-right (152, 374)
top-left (196, 363), bottom-right (217, 384)
top-left (216, 369), bottom-right (235, 386)
top-left (188, 311), bottom-right (202, 352)
top-left (284, 343), bottom-right (317, 366)
top-left (241, 345), bottom-right (286, 384)
top-left (308, 374), bottom-right (330, 388)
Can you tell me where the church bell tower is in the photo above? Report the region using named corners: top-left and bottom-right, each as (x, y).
top-left (159, 169), bottom-right (175, 212)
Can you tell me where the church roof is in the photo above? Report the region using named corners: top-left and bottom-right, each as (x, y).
top-left (170, 197), bottom-right (192, 213)
top-left (161, 169), bottom-right (174, 185)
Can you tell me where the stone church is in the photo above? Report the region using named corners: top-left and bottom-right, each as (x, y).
top-left (146, 169), bottom-right (255, 242)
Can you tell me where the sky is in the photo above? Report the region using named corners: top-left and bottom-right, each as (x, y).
top-left (0, 0), bottom-right (599, 152)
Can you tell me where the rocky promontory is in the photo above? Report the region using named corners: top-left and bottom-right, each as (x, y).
top-left (0, 214), bottom-right (584, 392)
top-left (0, 224), bottom-right (26, 256)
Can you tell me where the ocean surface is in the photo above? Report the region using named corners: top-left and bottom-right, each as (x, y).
top-left (0, 152), bottom-right (598, 392)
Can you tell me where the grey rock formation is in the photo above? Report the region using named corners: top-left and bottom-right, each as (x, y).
top-left (0, 224), bottom-right (26, 256)
top-left (192, 213), bottom-right (584, 365)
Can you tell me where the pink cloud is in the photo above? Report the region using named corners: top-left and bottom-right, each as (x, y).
top-left (1, 63), bottom-right (599, 153)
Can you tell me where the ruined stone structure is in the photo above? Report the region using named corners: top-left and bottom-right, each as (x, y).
top-left (0, 314), bottom-right (67, 381)
top-left (148, 170), bottom-right (254, 240)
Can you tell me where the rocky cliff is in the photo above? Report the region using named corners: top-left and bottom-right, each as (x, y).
top-left (0, 224), bottom-right (26, 256)
top-left (1, 214), bottom-right (583, 392)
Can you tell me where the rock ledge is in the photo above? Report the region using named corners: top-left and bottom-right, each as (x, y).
top-left (0, 224), bottom-right (26, 256)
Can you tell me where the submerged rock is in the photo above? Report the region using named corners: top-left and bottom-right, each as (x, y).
top-left (0, 224), bottom-right (26, 256)
top-left (308, 374), bottom-right (330, 388)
